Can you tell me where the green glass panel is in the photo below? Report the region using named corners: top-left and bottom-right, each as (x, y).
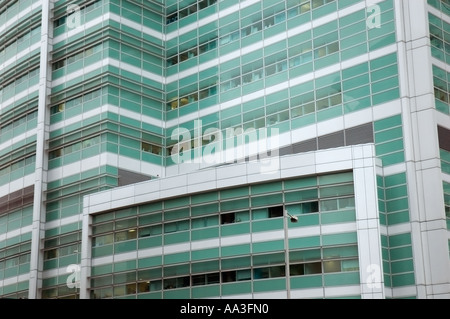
top-left (290, 275), bottom-right (322, 289)
top-left (386, 198), bottom-right (409, 212)
top-left (385, 185), bottom-right (408, 201)
top-left (43, 259), bottom-right (58, 270)
top-left (163, 288), bottom-right (190, 299)
top-left (220, 198), bottom-right (249, 212)
top-left (375, 127), bottom-right (403, 144)
top-left (221, 223), bottom-right (250, 237)
top-left (387, 211), bottom-right (410, 226)
top-left (191, 203), bottom-right (219, 217)
top-left (376, 139), bottom-right (404, 156)
top-left (164, 252), bottom-right (190, 265)
top-left (384, 173), bottom-right (407, 188)
top-left (91, 264), bottom-right (113, 276)
top-left (92, 245), bottom-right (113, 258)
top-left (284, 177), bottom-right (317, 190)
top-left (252, 219), bottom-right (284, 232)
top-left (222, 282), bottom-right (252, 296)
top-left (288, 236), bottom-right (320, 250)
top-left (371, 53), bottom-right (398, 70)
top-left (221, 256), bottom-right (251, 269)
top-left (252, 240), bottom-right (284, 253)
top-left (391, 273), bottom-right (416, 287)
top-left (164, 232), bottom-right (190, 245)
top-left (322, 232), bottom-right (357, 246)
top-left (284, 189), bottom-right (318, 202)
top-left (389, 246), bottom-right (413, 261)
top-left (321, 210), bottom-right (356, 224)
top-left (191, 248), bottom-right (219, 261)
top-left (391, 260), bottom-right (414, 274)
top-left (221, 244), bottom-right (250, 257)
top-left (319, 172), bottom-right (353, 185)
top-left (316, 105), bottom-right (342, 122)
top-left (220, 187), bottom-right (249, 199)
top-left (137, 256), bottom-right (162, 268)
top-left (191, 227), bottom-right (219, 241)
top-left (289, 214), bottom-right (320, 228)
top-left (251, 193), bottom-right (283, 207)
top-left (324, 272), bottom-right (360, 286)
top-left (290, 113), bottom-right (315, 129)
top-left (191, 192), bottom-right (218, 204)
top-left (114, 260), bottom-right (136, 272)
top-left (192, 285), bottom-right (220, 298)
top-left (251, 181), bottom-right (282, 195)
top-left (253, 278), bottom-right (286, 292)
top-left (114, 241), bottom-right (137, 253)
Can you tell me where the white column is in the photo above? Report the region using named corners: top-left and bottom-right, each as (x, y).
top-left (28, 0), bottom-right (52, 299)
top-left (79, 200), bottom-right (92, 299)
top-left (353, 145), bottom-right (385, 299)
top-left (395, 0), bottom-right (450, 298)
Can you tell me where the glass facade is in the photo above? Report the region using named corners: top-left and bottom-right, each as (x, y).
top-left (0, 0), bottom-right (42, 299)
top-left (431, 0), bottom-right (450, 264)
top-left (88, 172), bottom-right (359, 299)
top-left (0, 0), bottom-right (449, 299)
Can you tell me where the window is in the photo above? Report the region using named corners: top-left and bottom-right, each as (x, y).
top-left (59, 243), bottom-right (79, 257)
top-left (315, 42), bottom-right (339, 59)
top-left (50, 103), bottom-right (65, 114)
top-left (323, 260), bottom-right (341, 273)
top-left (167, 55), bottom-right (178, 66)
top-left (167, 0), bottom-right (217, 24)
top-left (289, 245), bottom-right (359, 277)
top-left (53, 0), bottom-right (101, 28)
top-left (93, 222), bottom-right (114, 235)
top-left (300, 201), bottom-right (319, 214)
top-left (49, 135), bottom-right (101, 159)
top-left (221, 269), bottom-right (251, 283)
top-left (164, 220), bottom-right (189, 233)
top-left (49, 148), bottom-right (62, 159)
top-left (54, 16), bottom-right (66, 27)
top-left (142, 142), bottom-right (162, 155)
top-left (320, 197), bottom-right (354, 212)
top-left (137, 281), bottom-right (150, 293)
top-left (435, 88), bottom-right (449, 103)
top-left (290, 262), bottom-right (322, 276)
top-left (164, 276), bottom-right (190, 289)
top-left (167, 13), bottom-right (178, 24)
top-left (167, 85), bottom-right (217, 110)
top-left (191, 215), bottom-right (218, 229)
top-left (300, 2), bottom-right (311, 13)
top-left (268, 206), bottom-right (283, 218)
top-left (192, 273), bottom-right (220, 286)
top-left (312, 0), bottom-right (334, 9)
top-left (138, 225), bottom-right (162, 238)
top-left (253, 266), bottom-right (285, 279)
top-left (52, 44), bottom-right (102, 71)
top-left (114, 229), bottom-right (137, 242)
top-left (221, 212), bottom-right (235, 224)
top-left (44, 248), bottom-right (58, 260)
top-left (93, 234), bottom-right (113, 247)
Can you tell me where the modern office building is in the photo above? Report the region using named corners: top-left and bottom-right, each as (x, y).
top-left (0, 0), bottom-right (449, 299)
